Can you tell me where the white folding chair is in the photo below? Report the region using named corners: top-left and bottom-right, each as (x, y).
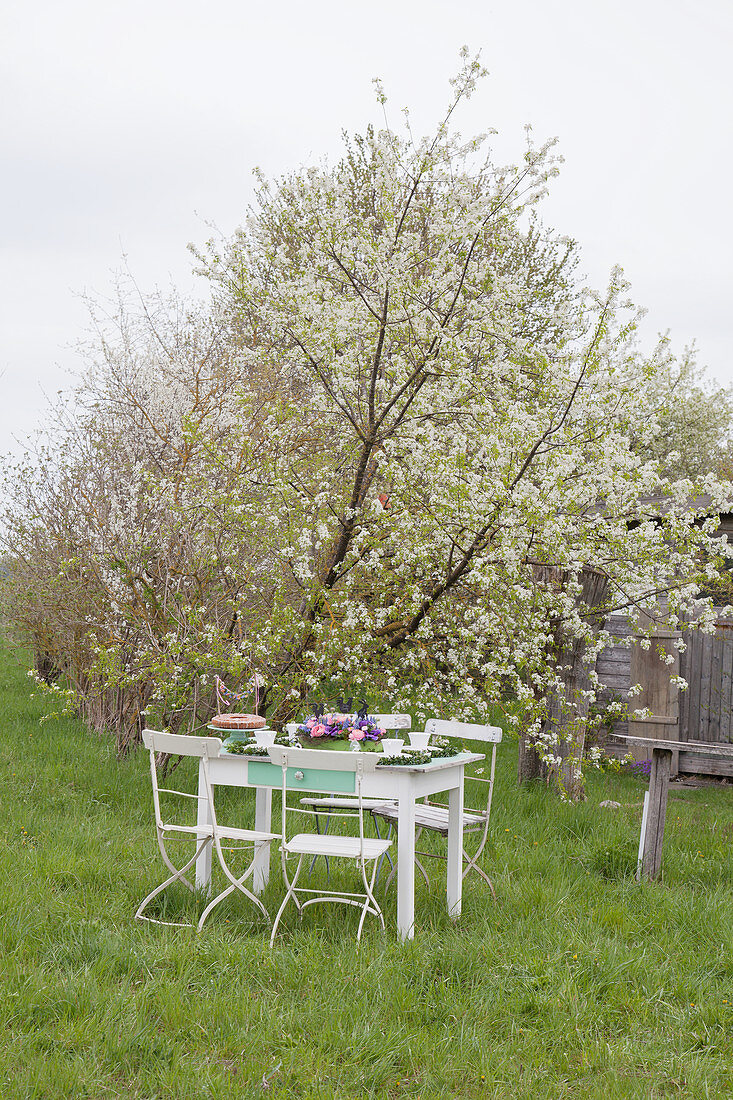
top-left (135, 729), bottom-right (278, 930)
top-left (268, 746), bottom-right (392, 944)
top-left (371, 718), bottom-right (502, 896)
top-left (294, 714), bottom-right (410, 878)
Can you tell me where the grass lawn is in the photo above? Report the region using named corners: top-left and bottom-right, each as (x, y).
top-left (3, 644), bottom-right (733, 1098)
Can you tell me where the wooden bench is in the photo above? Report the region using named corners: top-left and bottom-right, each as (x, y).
top-left (612, 734), bottom-right (733, 880)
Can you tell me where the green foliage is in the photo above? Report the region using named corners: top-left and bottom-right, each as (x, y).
top-left (630, 343), bottom-right (733, 480)
top-left (587, 693), bottom-right (628, 747)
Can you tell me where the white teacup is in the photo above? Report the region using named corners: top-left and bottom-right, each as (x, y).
top-left (254, 728), bottom-right (276, 748)
top-left (381, 737), bottom-right (404, 757)
top-left (408, 732), bottom-right (430, 750)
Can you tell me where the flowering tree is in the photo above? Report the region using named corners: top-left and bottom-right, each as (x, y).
top-left (0, 291), bottom-right (247, 749)
top-left (189, 55), bottom-right (731, 793)
top-left (629, 342), bottom-right (733, 481)
top-left (3, 53), bottom-right (731, 797)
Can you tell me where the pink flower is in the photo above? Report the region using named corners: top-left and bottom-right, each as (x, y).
top-left (306, 718), bottom-right (316, 729)
top-left (348, 726), bottom-right (365, 741)
top-left (312, 723), bottom-right (326, 737)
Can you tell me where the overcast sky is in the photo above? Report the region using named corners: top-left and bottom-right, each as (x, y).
top-left (2, 0), bottom-right (731, 458)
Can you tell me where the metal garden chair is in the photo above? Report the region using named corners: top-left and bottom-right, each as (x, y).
top-left (267, 746), bottom-right (392, 944)
top-left (135, 728), bottom-right (278, 931)
top-left (370, 718), bottom-right (502, 896)
top-left (293, 714), bottom-right (410, 879)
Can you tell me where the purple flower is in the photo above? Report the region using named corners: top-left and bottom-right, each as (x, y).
top-left (622, 758), bottom-right (652, 780)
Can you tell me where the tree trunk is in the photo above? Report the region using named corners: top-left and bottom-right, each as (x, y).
top-left (518, 565), bottom-right (609, 800)
top-left (517, 738), bottom-right (543, 781)
top-left (34, 646), bottom-right (60, 684)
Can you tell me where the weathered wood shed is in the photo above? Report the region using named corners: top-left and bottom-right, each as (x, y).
top-left (595, 495), bottom-right (733, 776)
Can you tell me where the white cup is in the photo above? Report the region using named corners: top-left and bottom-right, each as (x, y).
top-left (381, 737), bottom-right (404, 757)
top-left (408, 732), bottom-right (430, 750)
top-left (254, 728), bottom-right (276, 748)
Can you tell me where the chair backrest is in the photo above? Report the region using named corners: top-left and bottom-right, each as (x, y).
top-left (142, 728), bottom-right (222, 832)
top-left (143, 728), bottom-right (223, 758)
top-left (267, 746), bottom-right (378, 854)
top-left (267, 745), bottom-right (380, 774)
top-left (372, 713), bottom-right (411, 730)
top-left (424, 718), bottom-right (502, 744)
top-left (424, 720), bottom-right (501, 821)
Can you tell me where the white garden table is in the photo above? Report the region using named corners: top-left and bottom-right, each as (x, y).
top-left (195, 748), bottom-right (484, 940)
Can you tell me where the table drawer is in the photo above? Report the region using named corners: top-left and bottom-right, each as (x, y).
top-left (248, 761), bottom-right (356, 794)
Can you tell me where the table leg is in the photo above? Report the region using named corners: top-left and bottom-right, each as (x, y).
top-left (253, 787), bottom-right (272, 894)
top-left (447, 780), bottom-right (463, 918)
top-left (639, 747), bottom-right (673, 880)
top-left (195, 758), bottom-right (213, 893)
top-left (396, 796), bottom-right (416, 941)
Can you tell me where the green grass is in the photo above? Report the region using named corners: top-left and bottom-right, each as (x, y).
top-left (3, 647), bottom-right (733, 1098)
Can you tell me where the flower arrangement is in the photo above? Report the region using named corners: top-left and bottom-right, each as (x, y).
top-left (297, 711), bottom-right (386, 748)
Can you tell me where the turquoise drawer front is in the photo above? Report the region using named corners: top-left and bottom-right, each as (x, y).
top-left (248, 762), bottom-right (356, 794)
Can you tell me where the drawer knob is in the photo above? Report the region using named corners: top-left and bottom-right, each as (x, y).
top-left (294, 770), bottom-right (305, 781)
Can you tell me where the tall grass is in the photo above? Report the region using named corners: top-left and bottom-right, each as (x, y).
top-left (2, 644), bottom-right (733, 1098)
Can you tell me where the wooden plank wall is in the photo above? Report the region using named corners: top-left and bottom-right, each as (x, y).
top-left (679, 622), bottom-right (733, 746)
top-left (595, 614), bottom-right (632, 740)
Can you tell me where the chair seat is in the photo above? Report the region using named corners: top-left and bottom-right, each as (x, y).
top-left (300, 796), bottom-right (397, 811)
top-left (370, 803), bottom-right (487, 836)
top-left (283, 833), bottom-right (391, 860)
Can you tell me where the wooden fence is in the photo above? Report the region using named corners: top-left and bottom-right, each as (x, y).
top-left (679, 624), bottom-right (733, 742)
top-left (677, 622), bottom-right (733, 775)
top-left (597, 613), bottom-right (733, 777)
